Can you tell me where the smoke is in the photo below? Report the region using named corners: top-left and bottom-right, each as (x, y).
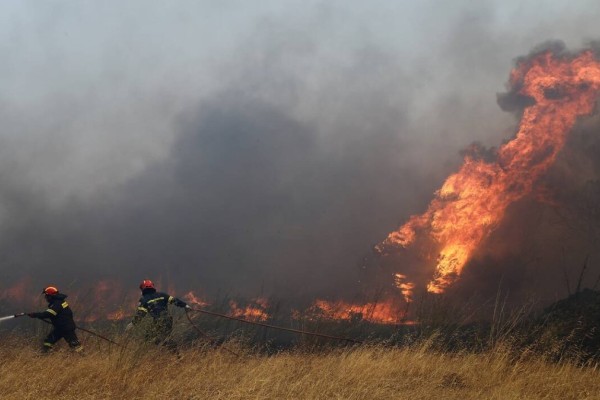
top-left (1, 1), bottom-right (600, 306)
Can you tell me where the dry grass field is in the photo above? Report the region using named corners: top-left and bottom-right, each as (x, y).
top-left (0, 336), bottom-right (599, 400)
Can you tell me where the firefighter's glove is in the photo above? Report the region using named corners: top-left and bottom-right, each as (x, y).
top-left (125, 322), bottom-right (134, 332)
top-left (173, 299), bottom-right (187, 308)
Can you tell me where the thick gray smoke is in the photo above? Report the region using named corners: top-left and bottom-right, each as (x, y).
top-left (1, 1), bottom-right (600, 305)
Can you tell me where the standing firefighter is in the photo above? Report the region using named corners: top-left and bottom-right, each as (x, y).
top-left (28, 286), bottom-right (83, 353)
top-left (126, 280), bottom-right (189, 351)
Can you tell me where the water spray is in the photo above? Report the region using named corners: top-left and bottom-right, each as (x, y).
top-left (0, 313), bottom-right (26, 323)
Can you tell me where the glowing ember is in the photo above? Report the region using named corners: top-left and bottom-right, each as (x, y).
top-left (229, 298), bottom-right (269, 321)
top-left (376, 49), bottom-right (600, 294)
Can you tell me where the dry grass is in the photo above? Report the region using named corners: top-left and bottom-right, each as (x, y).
top-left (1, 336), bottom-right (599, 399)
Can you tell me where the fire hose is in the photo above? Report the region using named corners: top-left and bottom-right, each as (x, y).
top-left (184, 309), bottom-right (240, 356)
top-left (186, 307), bottom-right (363, 344)
top-left (3, 306), bottom-right (363, 351)
top-left (9, 313), bottom-right (122, 347)
top-left (6, 311), bottom-right (238, 353)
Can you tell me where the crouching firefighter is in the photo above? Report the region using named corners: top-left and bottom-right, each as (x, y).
top-left (28, 286), bottom-right (83, 353)
top-left (126, 280), bottom-right (189, 351)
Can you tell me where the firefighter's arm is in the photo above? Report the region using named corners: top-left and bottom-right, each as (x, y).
top-left (28, 311), bottom-right (53, 319)
top-left (168, 295), bottom-right (188, 308)
top-left (126, 305), bottom-right (147, 331)
top-left (131, 302), bottom-right (148, 325)
top-left (28, 304), bottom-right (59, 319)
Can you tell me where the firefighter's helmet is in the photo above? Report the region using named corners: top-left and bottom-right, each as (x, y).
top-left (139, 280), bottom-right (155, 290)
top-left (42, 286), bottom-right (59, 296)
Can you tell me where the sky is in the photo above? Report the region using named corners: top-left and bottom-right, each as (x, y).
top-left (1, 0), bottom-right (600, 302)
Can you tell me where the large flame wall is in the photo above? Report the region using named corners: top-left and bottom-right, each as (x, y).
top-left (378, 49), bottom-right (600, 294)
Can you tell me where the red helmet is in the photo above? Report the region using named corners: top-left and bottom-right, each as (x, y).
top-left (139, 280), bottom-right (155, 290)
top-left (42, 286), bottom-right (59, 296)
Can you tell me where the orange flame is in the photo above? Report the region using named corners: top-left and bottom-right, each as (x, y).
top-left (183, 291), bottom-right (210, 308)
top-left (0, 278), bottom-right (34, 303)
top-left (70, 280), bottom-right (137, 322)
top-left (378, 50), bottom-right (600, 293)
top-left (106, 309), bottom-right (128, 321)
top-left (394, 274), bottom-right (415, 303)
top-left (229, 298), bottom-right (269, 322)
top-left (305, 298), bottom-right (408, 325)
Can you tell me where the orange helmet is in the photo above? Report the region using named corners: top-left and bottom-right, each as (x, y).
top-left (139, 280), bottom-right (155, 290)
top-left (42, 286), bottom-right (59, 296)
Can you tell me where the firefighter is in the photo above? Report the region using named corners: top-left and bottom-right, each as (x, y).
top-left (126, 279), bottom-right (189, 351)
top-left (28, 286), bottom-right (83, 353)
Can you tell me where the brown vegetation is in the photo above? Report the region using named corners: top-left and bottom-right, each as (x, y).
top-left (0, 336), bottom-right (599, 399)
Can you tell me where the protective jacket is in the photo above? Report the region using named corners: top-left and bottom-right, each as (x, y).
top-left (132, 290), bottom-right (187, 324)
top-left (29, 293), bottom-right (76, 331)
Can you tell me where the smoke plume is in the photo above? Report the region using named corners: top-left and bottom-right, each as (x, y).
top-left (1, 1), bottom-right (600, 309)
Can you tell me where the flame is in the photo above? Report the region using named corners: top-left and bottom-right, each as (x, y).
top-left (0, 278), bottom-right (35, 304)
top-left (0, 279), bottom-right (417, 326)
top-left (305, 298), bottom-right (408, 325)
top-left (71, 280), bottom-right (137, 322)
top-left (0, 279), bottom-right (270, 323)
top-left (394, 274), bottom-right (415, 303)
top-left (229, 298), bottom-right (270, 322)
top-left (183, 291), bottom-right (210, 307)
top-left (106, 309), bottom-right (128, 321)
top-left (377, 50), bottom-right (600, 293)
top-left (0, 279), bottom-right (46, 311)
